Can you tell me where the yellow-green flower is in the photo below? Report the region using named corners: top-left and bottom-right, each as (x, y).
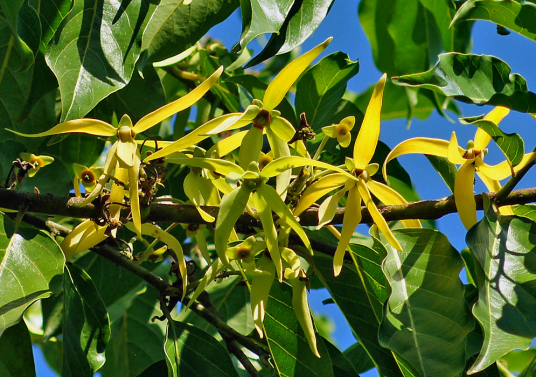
top-left (383, 106), bottom-right (514, 230)
top-left (72, 163), bottom-right (104, 197)
top-left (8, 67), bottom-right (223, 236)
top-left (20, 153), bottom-right (54, 177)
top-left (61, 219), bottom-right (107, 261)
top-left (322, 116), bottom-right (355, 148)
top-left (294, 74), bottom-right (420, 276)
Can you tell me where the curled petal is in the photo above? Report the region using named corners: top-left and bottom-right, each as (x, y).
top-left (475, 158), bottom-right (512, 181)
top-left (367, 180), bottom-right (422, 228)
top-left (353, 74), bottom-right (386, 169)
top-left (383, 137), bottom-right (450, 181)
top-left (270, 116), bottom-right (296, 143)
top-left (205, 106), bottom-right (260, 136)
top-left (7, 119), bottom-right (117, 138)
top-left (61, 220), bottom-right (107, 261)
top-left (294, 174), bottom-right (348, 216)
top-left (334, 183), bottom-right (361, 277)
top-left (133, 66), bottom-right (223, 134)
top-left (455, 161), bottom-right (477, 230)
top-left (263, 37), bottom-right (332, 111)
top-left (358, 180), bottom-right (402, 252)
top-left (474, 106), bottom-right (510, 150)
top-left (448, 132), bottom-right (466, 165)
top-left (317, 189), bottom-right (347, 229)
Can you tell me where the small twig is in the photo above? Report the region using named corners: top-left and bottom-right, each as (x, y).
top-left (495, 152), bottom-right (536, 204)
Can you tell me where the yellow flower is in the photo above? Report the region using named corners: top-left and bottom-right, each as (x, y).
top-left (19, 153), bottom-right (54, 177)
top-left (72, 163), bottom-right (104, 197)
top-left (61, 219), bottom-right (107, 261)
top-left (295, 74), bottom-right (420, 276)
top-left (321, 116), bottom-right (355, 148)
top-left (383, 106), bottom-right (518, 230)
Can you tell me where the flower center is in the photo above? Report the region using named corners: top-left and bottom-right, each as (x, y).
top-left (235, 247), bottom-right (251, 260)
top-left (464, 148), bottom-right (482, 160)
top-left (337, 125), bottom-right (349, 137)
top-left (30, 156), bottom-right (43, 168)
top-left (118, 126), bottom-right (135, 142)
top-left (358, 169), bottom-right (370, 182)
top-left (259, 156), bottom-right (272, 169)
top-left (253, 109), bottom-right (271, 129)
top-left (81, 170), bottom-right (95, 184)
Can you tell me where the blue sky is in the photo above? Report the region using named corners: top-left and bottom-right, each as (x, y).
top-left (34, 1), bottom-right (536, 375)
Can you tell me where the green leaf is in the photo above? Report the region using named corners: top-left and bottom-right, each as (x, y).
top-left (37, 0), bottom-right (73, 53)
top-left (501, 349), bottom-right (536, 373)
top-left (0, 0), bottom-right (35, 69)
top-left (511, 204), bottom-right (536, 223)
top-left (142, 0), bottom-right (239, 64)
top-left (0, 212), bottom-right (64, 336)
top-left (165, 320), bottom-right (239, 377)
top-left (323, 339), bottom-right (362, 377)
top-left (236, 0), bottom-right (295, 53)
top-left (245, 0), bottom-right (335, 66)
top-left (138, 360), bottom-right (168, 376)
top-left (46, 0), bottom-right (154, 121)
top-left (177, 275), bottom-right (254, 337)
top-left (295, 52), bottom-right (359, 130)
top-left (264, 281), bottom-right (334, 377)
top-left (392, 53), bottom-right (536, 113)
top-left (343, 342), bottom-right (376, 374)
top-left (379, 228), bottom-right (474, 376)
top-left (452, 0), bottom-right (536, 43)
top-left (63, 263), bottom-right (111, 376)
top-left (460, 115), bottom-right (524, 167)
top-left (0, 320), bottom-right (36, 377)
top-left (314, 244), bottom-right (405, 377)
top-left (100, 286), bottom-right (166, 377)
top-left (520, 354), bottom-right (536, 377)
top-left (466, 196), bottom-right (536, 373)
top-left (425, 155), bottom-right (458, 194)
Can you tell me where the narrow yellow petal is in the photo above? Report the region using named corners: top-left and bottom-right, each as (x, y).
top-left (205, 108), bottom-right (259, 136)
top-left (475, 159), bottom-right (512, 181)
top-left (270, 116), bottom-right (296, 143)
top-left (474, 106), bottom-right (510, 150)
top-left (294, 174), bottom-right (348, 216)
top-left (317, 189), bottom-right (346, 229)
top-left (448, 132), bottom-right (466, 165)
top-left (367, 180), bottom-right (422, 228)
top-left (116, 139), bottom-right (138, 168)
top-left (7, 119), bottom-right (116, 138)
top-left (353, 74), bottom-right (387, 168)
top-left (383, 138), bottom-right (450, 182)
top-left (358, 180), bottom-right (402, 252)
top-left (322, 124), bottom-right (337, 138)
top-left (263, 38), bottom-right (332, 111)
top-left (334, 183), bottom-right (361, 276)
top-left (239, 126), bottom-right (264, 169)
top-left (206, 130), bottom-right (247, 158)
top-left (129, 157), bottom-right (143, 237)
top-left (290, 276), bottom-right (320, 357)
top-left (251, 255), bottom-right (276, 337)
top-left (455, 161), bottom-right (477, 230)
top-left (133, 66), bottom-right (223, 134)
top-left (61, 220), bottom-right (107, 261)
top-left (265, 126), bottom-right (291, 198)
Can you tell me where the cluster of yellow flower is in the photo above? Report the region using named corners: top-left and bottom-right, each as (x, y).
top-left (9, 37), bottom-right (526, 357)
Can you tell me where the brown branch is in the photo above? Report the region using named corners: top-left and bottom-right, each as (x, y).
top-left (3, 187), bottom-right (536, 227)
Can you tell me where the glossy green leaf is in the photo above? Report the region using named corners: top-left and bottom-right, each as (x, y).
top-left (0, 319), bottom-right (36, 377)
top-left (63, 263), bottom-right (110, 376)
top-left (46, 0), bottom-right (154, 121)
top-left (379, 228), bottom-right (474, 376)
top-left (511, 204), bottom-right (536, 223)
top-left (165, 320), bottom-right (238, 377)
top-left (245, 0), bottom-right (335, 66)
top-left (501, 349), bottom-right (536, 373)
top-left (460, 115), bottom-right (524, 167)
top-left (0, 212), bottom-right (64, 336)
top-left (142, 0), bottom-right (239, 64)
top-left (236, 0), bottom-right (294, 53)
top-left (177, 275), bottom-right (254, 337)
top-left (37, 0), bottom-right (73, 53)
top-left (520, 354), bottom-right (536, 377)
top-left (314, 244), bottom-right (405, 376)
top-left (0, 0), bottom-right (34, 69)
top-left (295, 52), bottom-right (359, 130)
top-left (392, 53), bottom-right (536, 113)
top-left (425, 155), bottom-right (458, 193)
top-left (264, 281), bottom-right (333, 377)
top-left (466, 196), bottom-right (536, 373)
top-left (100, 287), bottom-right (166, 377)
top-left (452, 0), bottom-right (536, 43)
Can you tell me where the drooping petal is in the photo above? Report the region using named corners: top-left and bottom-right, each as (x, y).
top-left (290, 273), bottom-right (320, 357)
top-left (317, 188), bottom-right (347, 229)
top-left (358, 180), bottom-right (402, 252)
top-left (186, 258), bottom-right (226, 310)
top-left (333, 183), bottom-right (361, 276)
top-left (353, 74), bottom-right (387, 169)
top-left (447, 132), bottom-right (466, 165)
top-left (116, 139), bottom-right (138, 168)
top-left (270, 116), bottom-right (296, 143)
top-left (266, 126), bottom-right (291, 198)
top-left (60, 220), bottom-right (107, 261)
top-left (261, 156), bottom-right (356, 181)
top-left (128, 154), bottom-right (143, 237)
top-left (250, 255), bottom-right (276, 338)
top-left (239, 126), bottom-right (264, 169)
top-left (166, 156), bottom-right (244, 177)
top-left (382, 138), bottom-right (450, 182)
top-left (206, 130), bottom-right (248, 158)
top-left (108, 165), bottom-right (128, 238)
top-left (367, 180), bottom-right (422, 228)
top-left (263, 37), bottom-right (332, 111)
top-left (475, 158), bottom-right (512, 181)
top-left (455, 161), bottom-right (477, 230)
top-left (7, 119), bottom-right (117, 138)
top-left (473, 106), bottom-right (510, 150)
top-left (293, 174), bottom-right (348, 216)
top-left (133, 67), bottom-right (224, 134)
top-left (184, 171), bottom-right (215, 223)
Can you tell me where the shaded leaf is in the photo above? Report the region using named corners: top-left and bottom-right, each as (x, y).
top-left (198, 50), bottom-right (240, 113)
top-left (46, 0), bottom-right (155, 121)
top-left (295, 52), bottom-right (359, 130)
top-left (392, 53), bottom-right (536, 113)
top-left (452, 0), bottom-right (536, 43)
top-left (314, 244), bottom-right (405, 377)
top-left (501, 349), bottom-right (536, 373)
top-left (245, 0), bottom-right (335, 66)
top-left (323, 339), bottom-right (362, 377)
top-left (0, 319), bottom-right (35, 377)
top-left (459, 115), bottom-right (524, 167)
top-left (264, 281), bottom-right (334, 377)
top-left (466, 196), bottom-right (536, 373)
top-left (379, 228), bottom-right (474, 376)
top-left (63, 263), bottom-right (110, 376)
top-left (0, 0), bottom-right (34, 69)
top-left (520, 353), bottom-right (536, 377)
top-left (343, 342), bottom-right (375, 374)
top-left (0, 212), bottom-right (64, 336)
top-left (138, 360), bottom-right (168, 376)
top-left (36, 0), bottom-right (73, 53)
top-left (165, 320), bottom-right (238, 377)
top-left (425, 155), bottom-right (457, 193)
top-left (142, 0), bottom-right (239, 64)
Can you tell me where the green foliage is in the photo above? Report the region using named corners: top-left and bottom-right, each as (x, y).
top-left (2, 0), bottom-right (536, 376)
